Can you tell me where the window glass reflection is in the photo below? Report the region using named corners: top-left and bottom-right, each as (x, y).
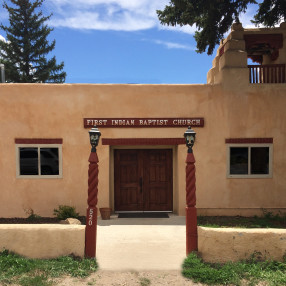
top-left (19, 148), bottom-right (38, 175)
top-left (251, 147), bottom-right (269, 174)
top-left (230, 147), bottom-right (248, 174)
top-left (40, 148), bottom-right (59, 175)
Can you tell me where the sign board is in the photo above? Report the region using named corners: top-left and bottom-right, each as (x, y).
top-left (84, 118), bottom-right (204, 128)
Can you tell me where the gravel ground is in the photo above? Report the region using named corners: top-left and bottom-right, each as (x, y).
top-left (55, 270), bottom-right (203, 286)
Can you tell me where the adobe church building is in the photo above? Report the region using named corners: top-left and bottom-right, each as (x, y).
top-left (0, 23), bottom-right (286, 218)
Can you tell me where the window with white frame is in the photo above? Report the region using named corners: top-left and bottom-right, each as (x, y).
top-left (16, 143), bottom-right (62, 178)
top-left (226, 143), bottom-right (273, 178)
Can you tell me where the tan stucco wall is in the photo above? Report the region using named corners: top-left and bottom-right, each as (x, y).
top-left (0, 224), bottom-right (85, 258)
top-left (0, 82), bottom-right (286, 217)
top-left (198, 226), bottom-right (286, 262)
top-left (1, 224), bottom-right (285, 261)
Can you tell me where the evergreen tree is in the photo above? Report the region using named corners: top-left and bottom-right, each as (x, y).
top-left (0, 0), bottom-right (66, 83)
top-left (157, 0), bottom-right (286, 55)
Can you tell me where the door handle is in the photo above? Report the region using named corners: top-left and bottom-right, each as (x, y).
top-left (139, 177), bottom-right (143, 193)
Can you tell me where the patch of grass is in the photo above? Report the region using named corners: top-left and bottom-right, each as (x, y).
top-left (18, 273), bottom-right (52, 286)
top-left (0, 250), bottom-right (97, 286)
top-left (87, 278), bottom-right (96, 285)
top-left (139, 277), bottom-right (151, 286)
top-left (182, 252), bottom-right (286, 285)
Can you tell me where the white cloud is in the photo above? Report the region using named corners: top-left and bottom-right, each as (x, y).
top-left (159, 24), bottom-right (197, 35)
top-left (47, 0), bottom-right (173, 31)
top-left (51, 10), bottom-right (156, 31)
top-left (153, 40), bottom-right (195, 51)
top-left (0, 35), bottom-right (6, 42)
top-left (239, 5), bottom-right (258, 28)
top-left (45, 0), bottom-right (264, 34)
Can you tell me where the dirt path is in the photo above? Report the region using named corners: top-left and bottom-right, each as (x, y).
top-left (55, 270), bottom-right (202, 285)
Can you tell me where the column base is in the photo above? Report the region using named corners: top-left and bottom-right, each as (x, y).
top-left (186, 206), bottom-right (198, 255)
top-left (85, 206), bottom-right (97, 258)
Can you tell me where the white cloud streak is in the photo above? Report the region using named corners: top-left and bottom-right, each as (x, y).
top-left (46, 0), bottom-right (196, 33)
top-left (46, 0), bottom-right (262, 34)
top-left (51, 10), bottom-right (156, 31)
top-left (153, 40), bottom-right (195, 51)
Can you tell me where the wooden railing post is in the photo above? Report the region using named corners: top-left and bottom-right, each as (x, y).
top-left (248, 64), bottom-right (285, 84)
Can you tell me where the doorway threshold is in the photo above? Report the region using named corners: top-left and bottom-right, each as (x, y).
top-left (118, 212), bottom-right (169, 218)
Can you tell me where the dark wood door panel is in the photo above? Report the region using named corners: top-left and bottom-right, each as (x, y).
top-left (143, 149), bottom-right (173, 211)
top-left (114, 149), bottom-right (173, 212)
top-left (117, 187), bottom-right (141, 210)
top-left (114, 150), bottom-right (143, 211)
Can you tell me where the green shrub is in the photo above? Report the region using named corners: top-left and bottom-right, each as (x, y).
top-left (24, 208), bottom-right (42, 221)
top-left (53, 205), bottom-right (79, 220)
top-left (262, 209), bottom-right (286, 223)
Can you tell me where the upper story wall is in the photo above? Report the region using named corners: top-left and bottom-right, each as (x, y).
top-left (207, 22), bottom-right (286, 88)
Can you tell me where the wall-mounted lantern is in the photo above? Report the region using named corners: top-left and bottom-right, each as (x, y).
top-left (89, 125), bottom-right (101, 152)
top-left (184, 126), bottom-right (196, 153)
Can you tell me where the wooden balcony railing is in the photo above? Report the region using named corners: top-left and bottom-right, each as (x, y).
top-left (248, 64), bottom-right (285, 84)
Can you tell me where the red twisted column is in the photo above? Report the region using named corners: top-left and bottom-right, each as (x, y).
top-left (186, 151), bottom-right (198, 255)
top-left (85, 152), bottom-right (99, 258)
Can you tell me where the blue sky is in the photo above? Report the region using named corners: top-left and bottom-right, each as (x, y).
top-left (0, 0), bottom-right (260, 84)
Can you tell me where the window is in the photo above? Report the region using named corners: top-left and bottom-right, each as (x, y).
top-left (16, 144), bottom-right (62, 178)
top-left (227, 144), bottom-right (272, 178)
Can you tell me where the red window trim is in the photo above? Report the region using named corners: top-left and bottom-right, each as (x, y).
top-left (102, 138), bottom-right (185, 146)
top-left (15, 138), bottom-right (63, 144)
top-left (225, 138), bottom-right (273, 144)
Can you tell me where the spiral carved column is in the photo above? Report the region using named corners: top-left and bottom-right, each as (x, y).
top-left (85, 152), bottom-right (99, 258)
top-left (186, 151), bottom-right (198, 255)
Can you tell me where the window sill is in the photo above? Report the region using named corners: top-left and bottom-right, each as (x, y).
top-left (16, 175), bottom-right (63, 179)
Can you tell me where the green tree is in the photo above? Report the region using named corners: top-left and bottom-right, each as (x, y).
top-left (0, 0), bottom-right (66, 83)
top-left (157, 0), bottom-right (286, 55)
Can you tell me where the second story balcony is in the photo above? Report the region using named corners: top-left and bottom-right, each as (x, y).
top-left (248, 64), bottom-right (286, 84)
top-left (207, 22), bottom-right (286, 88)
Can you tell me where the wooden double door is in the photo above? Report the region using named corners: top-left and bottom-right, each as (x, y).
top-left (114, 149), bottom-right (173, 212)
